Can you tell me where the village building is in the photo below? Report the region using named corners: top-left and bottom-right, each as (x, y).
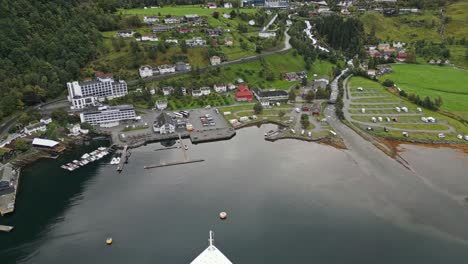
top-left (186, 37), bottom-right (206, 47)
top-left (164, 17), bottom-right (180, 24)
top-left (115, 31), bottom-right (135, 38)
top-left (24, 122), bottom-right (47, 135)
top-left (177, 27), bottom-right (191, 34)
top-left (67, 75), bottom-right (128, 109)
top-left (162, 86), bottom-right (174, 96)
top-left (210, 56), bottom-right (222, 66)
top-left (224, 2), bottom-right (233, 8)
top-left (214, 84), bottom-right (227, 93)
top-left (158, 64), bottom-right (176, 74)
top-left (207, 28), bottom-right (223, 37)
top-left (138, 34), bottom-right (158, 42)
top-left (223, 13), bottom-right (231, 19)
top-left (152, 25), bottom-right (173, 33)
top-left (153, 113), bottom-right (175, 134)
top-left (259, 98), bottom-right (271, 108)
top-left (176, 62), bottom-right (191, 72)
top-left (67, 124), bottom-right (89, 137)
top-left (40, 116), bottom-right (52, 125)
top-left (143, 16), bottom-right (160, 24)
top-left (79, 105), bottom-right (137, 127)
top-left (313, 75), bottom-right (329, 90)
top-left (207, 2), bottom-right (217, 8)
top-left (181, 87), bottom-right (187, 96)
top-left (259, 31), bottom-right (276, 38)
top-left (183, 14), bottom-right (202, 23)
top-left (253, 88), bottom-right (289, 101)
top-left (227, 83), bottom-right (236, 90)
top-left (284, 72), bottom-right (299, 82)
top-left (235, 85), bottom-right (253, 102)
top-left (139, 65), bottom-right (154, 78)
top-left (224, 37), bottom-right (233, 46)
top-left (192, 89), bottom-right (202, 97)
top-left (32, 138), bottom-right (59, 149)
top-left (264, 0), bottom-right (289, 8)
top-left (155, 100), bottom-right (168, 110)
top-left (200, 87), bottom-right (211, 96)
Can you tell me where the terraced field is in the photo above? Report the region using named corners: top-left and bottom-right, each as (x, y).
top-left (345, 77), bottom-right (468, 142)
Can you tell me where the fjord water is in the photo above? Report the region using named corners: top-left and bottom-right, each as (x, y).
top-left (1, 125), bottom-right (468, 264)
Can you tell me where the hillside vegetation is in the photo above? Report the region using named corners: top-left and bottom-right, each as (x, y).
top-left (385, 64), bottom-right (468, 120)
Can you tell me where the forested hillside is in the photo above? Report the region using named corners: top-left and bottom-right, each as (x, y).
top-left (0, 0), bottom-right (120, 118)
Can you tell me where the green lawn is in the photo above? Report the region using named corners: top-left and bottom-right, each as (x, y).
top-left (446, 1), bottom-right (468, 39)
top-left (119, 5), bottom-right (256, 17)
top-left (384, 64), bottom-right (468, 120)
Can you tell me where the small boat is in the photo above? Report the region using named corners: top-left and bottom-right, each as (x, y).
top-left (81, 153), bottom-right (90, 159)
top-left (106, 238), bottom-right (113, 245)
top-left (61, 165), bottom-right (69, 170)
top-left (72, 160), bottom-right (80, 164)
top-left (184, 145), bottom-right (188, 150)
top-left (98, 147), bottom-right (107, 151)
top-left (219, 212), bottom-right (228, 220)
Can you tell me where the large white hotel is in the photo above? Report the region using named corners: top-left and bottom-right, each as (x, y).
top-left (79, 105), bottom-right (137, 127)
top-left (67, 75), bottom-right (128, 109)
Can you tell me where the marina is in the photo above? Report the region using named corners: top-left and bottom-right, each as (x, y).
top-left (60, 147), bottom-right (111, 171)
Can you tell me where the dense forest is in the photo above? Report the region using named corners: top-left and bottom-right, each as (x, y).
top-left (0, 0), bottom-right (123, 118)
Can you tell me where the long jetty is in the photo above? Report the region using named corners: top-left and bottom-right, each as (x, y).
top-left (144, 159), bottom-right (205, 169)
top-left (116, 145), bottom-right (128, 172)
top-left (0, 164), bottom-right (19, 216)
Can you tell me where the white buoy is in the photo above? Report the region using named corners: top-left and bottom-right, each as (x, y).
top-left (106, 238), bottom-right (113, 245)
top-left (219, 212), bottom-right (227, 220)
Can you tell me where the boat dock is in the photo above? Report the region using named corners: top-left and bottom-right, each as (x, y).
top-left (117, 145), bottom-right (128, 172)
top-left (0, 225), bottom-right (14, 232)
top-left (0, 163), bottom-right (19, 216)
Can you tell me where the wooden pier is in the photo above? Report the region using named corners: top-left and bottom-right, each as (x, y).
top-left (144, 159), bottom-right (205, 169)
top-left (116, 145), bottom-right (128, 172)
top-left (0, 225), bottom-right (14, 232)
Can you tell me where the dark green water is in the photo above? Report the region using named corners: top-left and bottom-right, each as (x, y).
top-left (1, 125), bottom-right (468, 263)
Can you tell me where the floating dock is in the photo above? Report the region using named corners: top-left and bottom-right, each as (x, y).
top-left (144, 159), bottom-right (205, 169)
top-left (0, 225), bottom-right (14, 232)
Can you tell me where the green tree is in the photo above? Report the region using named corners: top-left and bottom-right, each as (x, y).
top-left (300, 114), bottom-right (310, 128)
top-left (382, 79), bottom-right (394, 87)
top-left (305, 90), bottom-right (315, 103)
top-left (15, 138), bottom-right (30, 152)
top-left (288, 89), bottom-right (296, 102)
top-left (51, 109), bottom-right (69, 125)
top-left (253, 102), bottom-right (263, 114)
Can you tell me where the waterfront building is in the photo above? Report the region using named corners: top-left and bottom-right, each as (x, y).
top-left (79, 105), bottom-right (137, 127)
top-left (24, 122), bottom-right (47, 135)
top-left (153, 113), bottom-right (175, 134)
top-left (67, 75), bottom-right (128, 110)
top-left (67, 124), bottom-right (89, 136)
top-left (32, 138), bottom-right (59, 148)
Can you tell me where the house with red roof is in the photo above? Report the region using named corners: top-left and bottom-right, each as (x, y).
top-left (396, 52), bottom-right (407, 62)
top-left (235, 84), bottom-right (253, 102)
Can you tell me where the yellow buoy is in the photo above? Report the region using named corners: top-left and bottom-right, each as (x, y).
top-left (219, 211), bottom-right (227, 220)
top-left (106, 238), bottom-right (113, 245)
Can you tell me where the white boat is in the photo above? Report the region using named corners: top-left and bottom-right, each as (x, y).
top-left (81, 159), bottom-right (89, 165)
top-left (98, 147), bottom-right (106, 151)
top-left (81, 153), bottom-right (90, 159)
top-left (191, 231), bottom-right (232, 264)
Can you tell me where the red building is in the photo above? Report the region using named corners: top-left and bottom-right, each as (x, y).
top-left (235, 85), bottom-right (253, 102)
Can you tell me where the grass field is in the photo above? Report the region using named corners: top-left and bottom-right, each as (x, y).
top-left (119, 5), bottom-right (257, 16)
top-left (152, 51), bottom-right (335, 90)
top-left (385, 64), bottom-right (468, 120)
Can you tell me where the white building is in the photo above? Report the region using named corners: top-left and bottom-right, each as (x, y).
top-left (24, 122), bottom-right (47, 135)
top-left (143, 16), bottom-right (160, 23)
top-left (186, 37), bottom-right (206, 47)
top-left (200, 87), bottom-right (211, 96)
top-left (214, 84), bottom-right (227, 93)
top-left (224, 2), bottom-right (233, 8)
top-left (139, 65), bottom-right (154, 78)
top-left (67, 124), bottom-right (89, 136)
top-left (153, 113), bottom-right (175, 134)
top-left (227, 83), bottom-right (236, 90)
top-left (192, 89), bottom-right (202, 97)
top-left (115, 31), bottom-right (135, 38)
top-left (162, 87), bottom-right (174, 96)
top-left (264, 0), bottom-right (289, 8)
top-left (158, 64), bottom-right (176, 74)
top-left (139, 34), bottom-right (159, 42)
top-left (164, 17), bottom-right (180, 24)
top-left (40, 116), bottom-right (52, 125)
top-left (67, 76), bottom-right (128, 110)
top-left (79, 105), bottom-right (137, 127)
top-left (155, 100), bottom-right (168, 110)
top-left (165, 39), bottom-right (178, 44)
top-left (259, 31), bottom-right (276, 38)
top-left (210, 56), bottom-right (221, 66)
